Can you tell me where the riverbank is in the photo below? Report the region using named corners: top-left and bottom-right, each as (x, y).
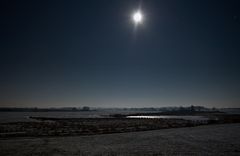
top-left (0, 118), bottom-right (205, 137)
top-left (1, 113), bottom-right (240, 138)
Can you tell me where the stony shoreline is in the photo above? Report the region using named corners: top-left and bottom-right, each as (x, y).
top-left (1, 123), bottom-right (240, 156)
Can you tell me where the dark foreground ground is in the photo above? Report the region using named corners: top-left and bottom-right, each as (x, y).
top-left (0, 123), bottom-right (240, 156)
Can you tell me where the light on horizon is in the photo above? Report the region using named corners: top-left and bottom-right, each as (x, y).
top-left (133, 11), bottom-right (143, 24)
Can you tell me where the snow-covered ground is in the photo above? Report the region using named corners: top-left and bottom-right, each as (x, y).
top-left (0, 123), bottom-right (240, 156)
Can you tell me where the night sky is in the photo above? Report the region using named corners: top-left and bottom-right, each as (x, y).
top-left (1, 0), bottom-right (240, 108)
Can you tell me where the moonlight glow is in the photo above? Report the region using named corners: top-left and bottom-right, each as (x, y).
top-left (133, 11), bottom-right (143, 24)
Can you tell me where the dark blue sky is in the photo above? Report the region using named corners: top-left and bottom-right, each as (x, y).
top-left (0, 0), bottom-right (240, 107)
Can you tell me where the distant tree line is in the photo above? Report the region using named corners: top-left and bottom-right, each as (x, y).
top-left (0, 106), bottom-right (91, 112)
top-left (1, 106), bottom-right (236, 112)
top-left (112, 106), bottom-right (216, 112)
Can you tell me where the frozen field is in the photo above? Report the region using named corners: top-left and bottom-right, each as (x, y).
top-left (0, 123), bottom-right (240, 156)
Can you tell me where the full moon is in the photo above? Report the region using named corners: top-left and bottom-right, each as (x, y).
top-left (133, 11), bottom-right (143, 24)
